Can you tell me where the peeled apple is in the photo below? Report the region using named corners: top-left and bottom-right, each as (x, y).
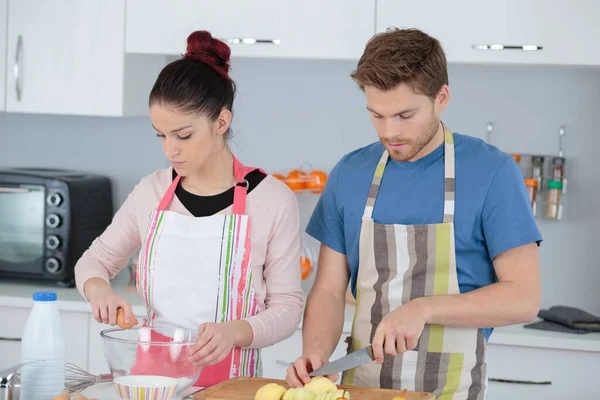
top-left (283, 388), bottom-right (298, 400)
top-left (255, 383), bottom-right (287, 400)
top-left (255, 377), bottom-right (344, 400)
top-left (314, 390), bottom-right (350, 400)
top-left (283, 388), bottom-right (317, 400)
top-left (303, 377), bottom-right (338, 394)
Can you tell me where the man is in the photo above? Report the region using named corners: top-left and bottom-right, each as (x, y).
top-left (286, 28), bottom-right (542, 399)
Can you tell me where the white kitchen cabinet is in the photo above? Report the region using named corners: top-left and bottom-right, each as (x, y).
top-left (4, 0), bottom-right (167, 117)
top-left (0, 305), bottom-right (88, 371)
top-left (261, 329), bottom-right (351, 383)
top-left (376, 0), bottom-right (600, 66)
top-left (0, 0), bottom-right (7, 111)
top-left (485, 343), bottom-right (600, 399)
top-left (377, 0), bottom-right (509, 65)
top-left (502, 0), bottom-right (600, 66)
top-left (126, 0), bottom-right (375, 60)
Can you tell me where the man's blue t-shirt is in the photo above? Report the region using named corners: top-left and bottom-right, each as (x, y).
top-left (306, 133), bottom-right (543, 340)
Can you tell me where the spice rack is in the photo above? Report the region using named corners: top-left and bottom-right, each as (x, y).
top-left (510, 127), bottom-right (567, 221)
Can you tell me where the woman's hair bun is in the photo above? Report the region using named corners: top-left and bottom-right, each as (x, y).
top-left (184, 30), bottom-right (231, 80)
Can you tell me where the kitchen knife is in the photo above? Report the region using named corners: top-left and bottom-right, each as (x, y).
top-left (309, 345), bottom-right (375, 377)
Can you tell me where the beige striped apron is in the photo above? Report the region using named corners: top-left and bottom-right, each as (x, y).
top-left (342, 126), bottom-right (487, 399)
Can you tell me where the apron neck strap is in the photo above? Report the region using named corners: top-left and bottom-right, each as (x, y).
top-left (362, 122), bottom-right (456, 223)
top-left (157, 175), bottom-right (181, 211)
top-left (442, 124), bottom-right (455, 223)
top-left (232, 155), bottom-right (256, 215)
top-left (156, 155), bottom-right (261, 214)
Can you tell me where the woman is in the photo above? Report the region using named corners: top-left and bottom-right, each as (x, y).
top-left (74, 30), bottom-right (304, 387)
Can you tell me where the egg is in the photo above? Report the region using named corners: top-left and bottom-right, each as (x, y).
top-left (116, 307), bottom-right (138, 329)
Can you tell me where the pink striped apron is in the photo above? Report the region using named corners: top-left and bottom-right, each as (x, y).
top-left (134, 155), bottom-right (262, 387)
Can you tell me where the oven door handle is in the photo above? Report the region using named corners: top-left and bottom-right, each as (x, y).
top-left (0, 187), bottom-right (33, 193)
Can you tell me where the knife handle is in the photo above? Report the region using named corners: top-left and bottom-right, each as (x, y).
top-left (276, 359), bottom-right (293, 367)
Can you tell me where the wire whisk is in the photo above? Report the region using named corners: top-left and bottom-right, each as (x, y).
top-left (64, 363), bottom-right (113, 393)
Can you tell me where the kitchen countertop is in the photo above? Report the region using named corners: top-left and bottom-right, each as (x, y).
top-left (2, 280), bottom-right (600, 353)
top-left (0, 279), bottom-right (147, 315)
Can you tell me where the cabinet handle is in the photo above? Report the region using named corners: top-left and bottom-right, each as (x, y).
top-left (15, 35), bottom-right (23, 101)
top-left (472, 44), bottom-right (543, 51)
top-left (489, 377), bottom-right (552, 385)
top-left (275, 360), bottom-right (293, 367)
top-left (224, 37), bottom-right (281, 45)
top-left (0, 336), bottom-right (22, 342)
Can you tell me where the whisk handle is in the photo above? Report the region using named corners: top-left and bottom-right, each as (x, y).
top-left (99, 374), bottom-right (113, 382)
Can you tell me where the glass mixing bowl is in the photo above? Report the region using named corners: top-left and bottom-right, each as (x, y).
top-left (100, 325), bottom-right (202, 398)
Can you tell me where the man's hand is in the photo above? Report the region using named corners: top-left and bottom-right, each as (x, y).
top-left (286, 354), bottom-right (339, 388)
top-left (372, 300), bottom-right (427, 363)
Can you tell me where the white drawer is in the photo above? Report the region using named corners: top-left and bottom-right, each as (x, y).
top-left (0, 337), bottom-right (21, 370)
top-left (0, 306), bottom-right (31, 339)
top-left (261, 330), bottom-right (350, 383)
top-left (0, 306), bottom-right (89, 370)
top-left (486, 343), bottom-right (600, 399)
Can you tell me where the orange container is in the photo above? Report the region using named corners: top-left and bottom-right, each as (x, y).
top-left (285, 170), bottom-right (306, 193)
top-left (305, 170), bottom-right (328, 194)
top-left (524, 178), bottom-right (538, 205)
top-left (300, 256), bottom-right (312, 280)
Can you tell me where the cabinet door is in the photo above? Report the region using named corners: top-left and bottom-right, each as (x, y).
top-left (5, 0), bottom-right (126, 116)
top-left (376, 0), bottom-right (510, 64)
top-left (0, 306), bottom-right (88, 371)
top-left (486, 343), bottom-right (600, 399)
top-left (126, 0), bottom-right (375, 60)
top-left (0, 0), bottom-right (7, 111)
top-left (377, 0), bottom-right (600, 66)
top-left (503, 0), bottom-right (600, 66)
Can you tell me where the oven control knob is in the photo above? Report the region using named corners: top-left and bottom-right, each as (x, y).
top-left (47, 192), bottom-right (63, 207)
top-left (45, 258), bottom-right (61, 274)
top-left (45, 235), bottom-right (61, 250)
top-left (46, 214), bottom-right (61, 228)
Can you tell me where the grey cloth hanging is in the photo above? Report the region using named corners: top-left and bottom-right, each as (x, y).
top-left (525, 306), bottom-right (600, 334)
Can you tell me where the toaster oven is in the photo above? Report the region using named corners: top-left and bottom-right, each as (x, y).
top-left (0, 168), bottom-right (113, 287)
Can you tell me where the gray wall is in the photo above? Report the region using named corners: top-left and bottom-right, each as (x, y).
top-left (1, 58), bottom-right (599, 315)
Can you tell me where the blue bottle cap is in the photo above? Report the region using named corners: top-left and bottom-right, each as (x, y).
top-left (32, 291), bottom-right (57, 301)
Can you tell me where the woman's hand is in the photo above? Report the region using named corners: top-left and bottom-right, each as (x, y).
top-left (85, 278), bottom-right (134, 326)
top-left (189, 320), bottom-right (254, 367)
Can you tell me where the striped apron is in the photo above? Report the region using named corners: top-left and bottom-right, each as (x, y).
top-left (342, 126), bottom-right (487, 399)
top-left (134, 155), bottom-right (262, 387)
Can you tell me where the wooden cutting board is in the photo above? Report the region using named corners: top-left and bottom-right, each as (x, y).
top-left (194, 377), bottom-right (435, 400)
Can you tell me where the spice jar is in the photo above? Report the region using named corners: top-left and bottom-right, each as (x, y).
top-left (531, 156), bottom-right (544, 192)
top-left (524, 178), bottom-right (538, 216)
top-left (552, 157), bottom-right (565, 181)
top-left (546, 180), bottom-right (563, 219)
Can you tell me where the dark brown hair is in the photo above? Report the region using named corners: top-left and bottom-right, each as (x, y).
top-left (351, 28), bottom-right (448, 99)
top-left (149, 30), bottom-right (236, 137)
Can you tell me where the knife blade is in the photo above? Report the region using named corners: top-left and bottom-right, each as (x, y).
top-left (309, 345), bottom-right (375, 377)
